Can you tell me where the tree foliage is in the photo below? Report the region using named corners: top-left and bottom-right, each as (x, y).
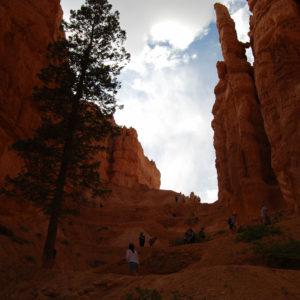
top-left (2, 0), bottom-right (130, 266)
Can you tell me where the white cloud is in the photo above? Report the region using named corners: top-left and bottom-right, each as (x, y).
top-left (231, 5), bottom-right (251, 43)
top-left (60, 0), bottom-right (252, 203)
top-left (109, 0), bottom-right (215, 57)
top-left (150, 21), bottom-right (198, 50)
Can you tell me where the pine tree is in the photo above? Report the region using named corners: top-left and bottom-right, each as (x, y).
top-left (2, 0), bottom-right (130, 267)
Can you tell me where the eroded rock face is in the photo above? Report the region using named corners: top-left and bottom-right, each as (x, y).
top-left (213, 3), bottom-right (284, 218)
top-left (100, 126), bottom-right (161, 189)
top-left (0, 0), bottom-right (63, 181)
top-left (0, 0), bottom-right (160, 190)
top-left (248, 0), bottom-right (300, 212)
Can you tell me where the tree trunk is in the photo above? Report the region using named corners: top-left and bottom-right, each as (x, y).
top-left (42, 211), bottom-right (59, 268)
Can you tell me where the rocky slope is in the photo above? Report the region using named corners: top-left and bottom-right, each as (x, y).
top-left (0, 0), bottom-right (160, 190)
top-left (213, 1), bottom-right (300, 217)
top-left (1, 188), bottom-right (299, 299)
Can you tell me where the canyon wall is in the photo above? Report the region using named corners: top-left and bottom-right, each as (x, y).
top-left (247, 0), bottom-right (300, 212)
top-left (0, 0), bottom-right (63, 182)
top-left (0, 0), bottom-right (160, 190)
top-left (100, 126), bottom-right (161, 189)
top-left (213, 1), bottom-right (299, 216)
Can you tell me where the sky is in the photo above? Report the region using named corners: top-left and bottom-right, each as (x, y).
top-left (60, 0), bottom-right (251, 203)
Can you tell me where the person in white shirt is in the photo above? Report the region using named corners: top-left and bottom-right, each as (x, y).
top-left (126, 243), bottom-right (139, 275)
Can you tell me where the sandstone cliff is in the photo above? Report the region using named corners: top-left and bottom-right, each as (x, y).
top-left (248, 0), bottom-right (300, 212)
top-left (213, 3), bottom-right (284, 218)
top-left (213, 1), bottom-right (300, 216)
top-left (0, 0), bottom-right (160, 190)
top-left (100, 126), bottom-right (161, 189)
top-left (0, 0), bottom-right (62, 181)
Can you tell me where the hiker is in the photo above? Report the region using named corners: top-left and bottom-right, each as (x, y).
top-left (198, 227), bottom-right (206, 241)
top-left (126, 243), bottom-right (139, 275)
top-left (189, 229), bottom-right (195, 243)
top-left (183, 229), bottom-right (195, 244)
top-left (261, 204), bottom-right (271, 225)
top-left (228, 213), bottom-right (237, 232)
top-left (139, 232), bottom-right (145, 247)
top-left (148, 237), bottom-right (157, 247)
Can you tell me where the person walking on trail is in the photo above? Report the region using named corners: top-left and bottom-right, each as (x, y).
top-left (228, 213), bottom-right (237, 232)
top-left (198, 227), bottom-right (206, 241)
top-left (139, 232), bottom-right (145, 247)
top-left (126, 243), bottom-right (139, 275)
top-left (261, 204), bottom-right (271, 225)
top-left (149, 237), bottom-right (157, 247)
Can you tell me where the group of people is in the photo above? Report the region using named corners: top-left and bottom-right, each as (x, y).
top-left (139, 232), bottom-right (157, 247)
top-left (182, 227), bottom-right (206, 244)
top-left (126, 203), bottom-right (272, 275)
top-left (183, 228), bottom-right (195, 244)
top-left (228, 203), bottom-right (272, 232)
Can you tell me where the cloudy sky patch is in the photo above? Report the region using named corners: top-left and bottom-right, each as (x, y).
top-left (61, 0), bottom-right (251, 203)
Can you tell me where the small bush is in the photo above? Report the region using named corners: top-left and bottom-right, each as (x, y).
top-left (254, 239), bottom-right (300, 269)
top-left (61, 239), bottom-right (69, 246)
top-left (235, 225), bottom-right (281, 243)
top-left (36, 233), bottom-right (42, 239)
top-left (0, 224), bottom-right (14, 237)
top-left (169, 237), bottom-right (185, 247)
top-left (169, 233), bottom-right (209, 247)
top-left (25, 255), bottom-right (36, 263)
top-left (12, 236), bottom-right (30, 244)
top-left (125, 286), bottom-right (162, 300)
top-left (19, 225), bottom-right (28, 232)
top-left (97, 226), bottom-right (108, 231)
top-left (217, 230), bottom-right (225, 235)
top-left (90, 259), bottom-right (105, 268)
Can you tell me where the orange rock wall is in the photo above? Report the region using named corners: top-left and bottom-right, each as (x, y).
top-left (213, 1), bottom-right (300, 216)
top-left (0, 0), bottom-right (160, 190)
top-left (100, 127), bottom-right (161, 189)
top-left (0, 0), bottom-right (62, 180)
top-left (248, 0), bottom-right (300, 212)
top-left (213, 3), bottom-right (284, 218)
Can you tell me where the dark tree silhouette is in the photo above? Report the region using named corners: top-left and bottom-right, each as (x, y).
top-left (2, 0), bottom-right (130, 267)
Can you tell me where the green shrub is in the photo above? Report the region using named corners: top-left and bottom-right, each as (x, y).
top-left (61, 239), bottom-right (69, 246)
top-left (235, 225), bottom-right (281, 243)
top-left (125, 286), bottom-right (162, 300)
top-left (0, 224), bottom-right (14, 237)
top-left (12, 236), bottom-right (30, 244)
top-left (217, 230), bottom-right (225, 235)
top-left (169, 237), bottom-right (185, 247)
top-left (97, 226), bottom-right (108, 231)
top-left (169, 232), bottom-right (209, 247)
top-left (254, 239), bottom-right (300, 269)
top-left (90, 259), bottom-right (105, 268)
top-left (25, 255), bottom-right (36, 263)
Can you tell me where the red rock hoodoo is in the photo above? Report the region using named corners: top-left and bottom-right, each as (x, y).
top-left (0, 0), bottom-right (160, 190)
top-left (213, 1), bottom-right (300, 217)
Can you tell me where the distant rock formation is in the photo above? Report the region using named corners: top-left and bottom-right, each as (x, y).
top-left (0, 0), bottom-right (160, 190)
top-left (213, 1), bottom-right (299, 216)
top-left (100, 126), bottom-right (161, 189)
